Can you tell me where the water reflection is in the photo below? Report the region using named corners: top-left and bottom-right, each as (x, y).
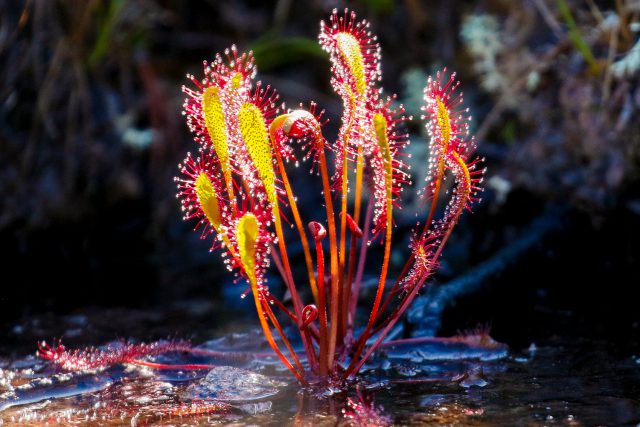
top-left (1, 313), bottom-right (639, 425)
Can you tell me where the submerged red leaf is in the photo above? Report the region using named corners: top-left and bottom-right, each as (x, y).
top-left (37, 339), bottom-right (194, 372)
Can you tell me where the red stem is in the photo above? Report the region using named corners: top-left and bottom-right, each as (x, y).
top-left (348, 194), bottom-right (464, 377)
top-left (345, 166), bottom-right (394, 377)
top-left (262, 295), bottom-right (310, 375)
top-left (347, 198), bottom-right (373, 331)
top-left (336, 154), bottom-right (349, 347)
top-left (273, 147), bottom-right (319, 304)
top-left (372, 162), bottom-right (446, 325)
top-left (268, 292), bottom-right (298, 323)
top-left (343, 147), bottom-right (364, 340)
top-left (269, 242), bottom-right (315, 370)
top-left (312, 226), bottom-right (329, 377)
top-left (248, 273), bottom-right (305, 383)
top-left (270, 242), bottom-right (290, 292)
top-left (317, 145), bottom-right (339, 372)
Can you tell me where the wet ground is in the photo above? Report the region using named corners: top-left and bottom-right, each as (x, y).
top-left (1, 302), bottom-right (639, 426)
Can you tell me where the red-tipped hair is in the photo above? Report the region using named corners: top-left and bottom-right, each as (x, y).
top-left (367, 95), bottom-right (412, 240)
top-left (421, 69), bottom-right (472, 199)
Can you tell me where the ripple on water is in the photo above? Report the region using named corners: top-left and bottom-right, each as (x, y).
top-left (1, 322), bottom-right (639, 426)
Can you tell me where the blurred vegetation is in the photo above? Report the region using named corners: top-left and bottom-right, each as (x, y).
top-left (0, 0), bottom-right (638, 317)
top-left (250, 36), bottom-right (325, 70)
top-left (458, 0), bottom-right (640, 210)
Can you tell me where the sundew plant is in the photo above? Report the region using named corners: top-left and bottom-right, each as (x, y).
top-left (175, 8), bottom-right (485, 386)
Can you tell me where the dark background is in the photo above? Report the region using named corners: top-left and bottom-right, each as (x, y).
top-left (1, 0), bottom-right (638, 354)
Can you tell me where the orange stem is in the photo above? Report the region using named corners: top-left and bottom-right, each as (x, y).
top-left (348, 207), bottom-right (460, 378)
top-left (373, 161), bottom-right (447, 325)
top-left (343, 146), bottom-right (364, 338)
top-left (272, 211), bottom-right (315, 369)
top-left (337, 147), bottom-right (349, 345)
top-left (348, 198), bottom-right (373, 329)
top-left (317, 145), bottom-right (339, 371)
top-left (223, 172), bottom-right (237, 216)
top-left (262, 293), bottom-right (308, 376)
top-left (335, 96), bottom-right (357, 351)
top-left (272, 143), bottom-right (319, 305)
top-left (345, 208), bottom-right (392, 377)
top-left (269, 121), bottom-right (318, 304)
top-left (421, 160), bottom-right (447, 239)
top-left (345, 149), bottom-right (394, 377)
top-left (248, 275), bottom-right (304, 383)
top-left (349, 152), bottom-right (471, 376)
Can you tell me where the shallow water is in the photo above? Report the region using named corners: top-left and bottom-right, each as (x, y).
top-left (1, 306), bottom-right (639, 426)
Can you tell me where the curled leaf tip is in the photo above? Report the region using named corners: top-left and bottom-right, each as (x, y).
top-left (308, 221), bottom-right (327, 241)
